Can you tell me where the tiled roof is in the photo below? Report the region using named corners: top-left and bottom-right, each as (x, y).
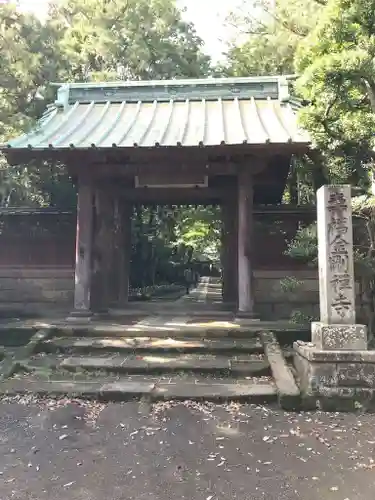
top-left (4, 76), bottom-right (310, 150)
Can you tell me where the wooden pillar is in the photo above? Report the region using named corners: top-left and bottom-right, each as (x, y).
top-left (110, 198), bottom-right (122, 305)
top-left (221, 202), bottom-right (237, 304)
top-left (93, 187), bottom-right (115, 312)
top-left (237, 167), bottom-right (254, 316)
top-left (71, 179), bottom-right (94, 315)
top-left (221, 204), bottom-right (228, 301)
top-left (229, 197), bottom-right (238, 305)
top-left (118, 201), bottom-right (132, 305)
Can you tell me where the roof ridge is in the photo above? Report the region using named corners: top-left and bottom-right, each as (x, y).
top-left (51, 75), bottom-right (296, 90)
top-left (54, 77), bottom-right (287, 107)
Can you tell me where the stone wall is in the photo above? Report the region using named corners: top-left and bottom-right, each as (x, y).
top-left (0, 267), bottom-right (74, 316)
top-left (255, 270), bottom-right (365, 321)
top-left (0, 267), bottom-right (323, 318)
top-left (254, 270), bottom-right (319, 320)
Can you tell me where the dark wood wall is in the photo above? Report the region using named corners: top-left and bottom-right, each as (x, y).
top-left (0, 207), bottom-right (315, 270)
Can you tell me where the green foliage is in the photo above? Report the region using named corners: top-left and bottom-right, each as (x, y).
top-left (279, 276), bottom-right (303, 293)
top-left (223, 0), bottom-right (323, 77)
top-left (49, 0), bottom-right (211, 81)
top-left (129, 205), bottom-right (220, 288)
top-left (290, 309), bottom-right (315, 324)
top-left (285, 223), bottom-right (318, 262)
top-left (296, 0), bottom-right (375, 187)
top-left (0, 4), bottom-right (61, 141)
top-left (0, 4), bottom-right (70, 206)
top-left (174, 206), bottom-right (221, 262)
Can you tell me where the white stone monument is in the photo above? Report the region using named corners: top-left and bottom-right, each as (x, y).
top-left (293, 185), bottom-right (375, 410)
top-left (312, 185), bottom-right (367, 350)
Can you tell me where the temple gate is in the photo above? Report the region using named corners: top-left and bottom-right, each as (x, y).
top-left (2, 76), bottom-right (311, 318)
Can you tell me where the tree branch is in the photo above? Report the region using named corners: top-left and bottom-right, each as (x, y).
top-left (261, 4), bottom-right (309, 37)
top-left (362, 78), bottom-right (375, 113)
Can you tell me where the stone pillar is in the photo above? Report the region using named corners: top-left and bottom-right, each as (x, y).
top-left (294, 185), bottom-right (373, 410)
top-left (70, 179), bottom-right (94, 317)
top-left (118, 201), bottom-right (132, 305)
top-left (237, 167), bottom-right (254, 316)
top-left (312, 185), bottom-right (366, 349)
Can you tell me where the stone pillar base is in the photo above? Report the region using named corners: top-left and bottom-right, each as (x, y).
top-left (311, 322), bottom-right (367, 350)
top-left (294, 342), bottom-right (375, 411)
top-left (94, 308), bottom-right (110, 319)
top-left (236, 310), bottom-right (258, 320)
top-left (66, 309), bottom-right (93, 323)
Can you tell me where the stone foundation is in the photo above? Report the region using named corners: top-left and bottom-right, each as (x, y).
top-left (294, 342), bottom-right (375, 410)
top-left (311, 322), bottom-right (367, 350)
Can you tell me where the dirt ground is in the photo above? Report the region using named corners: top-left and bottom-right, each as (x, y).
top-left (0, 398), bottom-right (375, 500)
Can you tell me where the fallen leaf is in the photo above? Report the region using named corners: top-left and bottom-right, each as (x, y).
top-left (64, 482), bottom-right (75, 488)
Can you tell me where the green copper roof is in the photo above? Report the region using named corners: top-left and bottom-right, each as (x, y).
top-left (4, 76), bottom-right (310, 151)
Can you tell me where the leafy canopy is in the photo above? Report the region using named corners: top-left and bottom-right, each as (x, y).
top-left (224, 0), bottom-right (323, 76)
top-left (296, 0), bottom-right (375, 171)
top-left (49, 0), bottom-right (211, 81)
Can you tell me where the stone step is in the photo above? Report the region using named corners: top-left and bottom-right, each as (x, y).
top-left (41, 336), bottom-right (264, 355)
top-left (58, 354), bottom-right (270, 376)
top-left (0, 376), bottom-right (277, 403)
top-left (260, 331), bottom-right (300, 411)
top-left (52, 321), bottom-right (308, 339)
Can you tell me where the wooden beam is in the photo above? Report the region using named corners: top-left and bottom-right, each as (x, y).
top-left (4, 142), bottom-right (310, 167)
top-left (69, 160), bottom-right (269, 178)
top-left (107, 187), bottom-right (227, 203)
